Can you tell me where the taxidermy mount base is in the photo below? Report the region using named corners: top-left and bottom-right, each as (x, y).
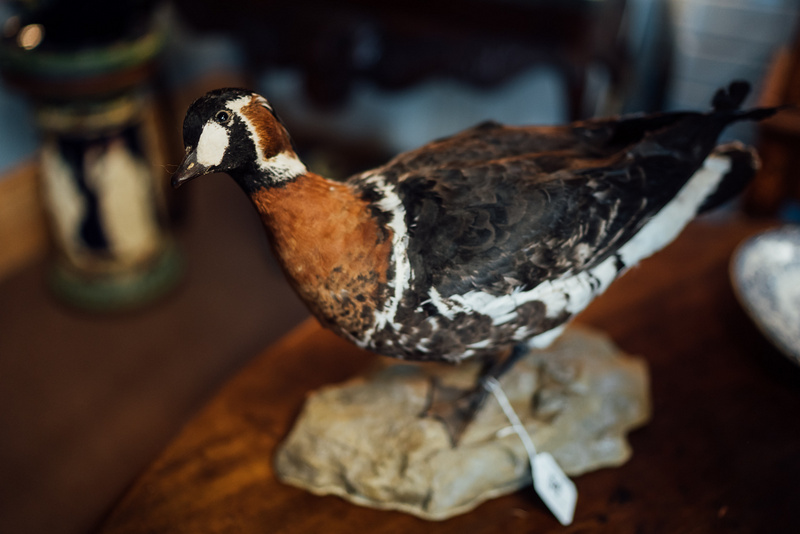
top-left (274, 325), bottom-right (650, 520)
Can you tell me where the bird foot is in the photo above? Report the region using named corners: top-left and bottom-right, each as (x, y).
top-left (420, 377), bottom-right (490, 447)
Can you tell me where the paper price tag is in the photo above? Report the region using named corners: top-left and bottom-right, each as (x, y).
top-left (484, 377), bottom-right (577, 526)
top-left (532, 452), bottom-right (577, 526)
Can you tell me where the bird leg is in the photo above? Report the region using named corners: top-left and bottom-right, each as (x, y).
top-left (421, 343), bottom-right (530, 447)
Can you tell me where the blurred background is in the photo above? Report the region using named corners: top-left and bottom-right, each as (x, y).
top-left (0, 0), bottom-right (798, 532)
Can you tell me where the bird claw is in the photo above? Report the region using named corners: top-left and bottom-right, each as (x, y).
top-left (420, 377), bottom-right (490, 447)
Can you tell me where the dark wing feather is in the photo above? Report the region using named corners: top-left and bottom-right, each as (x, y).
top-left (395, 157), bottom-right (651, 299)
top-left (354, 81), bottom-right (779, 303)
top-left (380, 108), bottom-right (709, 175)
top-left (383, 121), bottom-right (581, 174)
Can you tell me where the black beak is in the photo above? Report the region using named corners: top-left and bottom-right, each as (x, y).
top-left (172, 148), bottom-right (210, 189)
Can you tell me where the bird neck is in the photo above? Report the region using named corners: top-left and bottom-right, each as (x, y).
top-left (228, 150), bottom-right (308, 194)
top-left (248, 171), bottom-right (358, 229)
top-left (247, 172), bottom-right (394, 334)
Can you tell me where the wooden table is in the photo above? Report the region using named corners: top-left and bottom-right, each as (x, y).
top-left (98, 218), bottom-right (800, 533)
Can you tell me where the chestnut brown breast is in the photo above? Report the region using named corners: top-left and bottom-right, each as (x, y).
top-left (250, 173), bottom-right (393, 336)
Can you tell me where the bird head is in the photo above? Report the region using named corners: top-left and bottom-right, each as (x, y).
top-left (172, 88), bottom-right (306, 191)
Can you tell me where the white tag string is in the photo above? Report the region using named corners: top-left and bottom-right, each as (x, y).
top-left (484, 376), bottom-right (577, 526)
top-left (483, 377), bottom-right (539, 458)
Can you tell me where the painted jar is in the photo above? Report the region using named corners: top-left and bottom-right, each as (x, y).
top-left (0, 3), bottom-right (181, 310)
top-left (36, 92), bottom-right (181, 309)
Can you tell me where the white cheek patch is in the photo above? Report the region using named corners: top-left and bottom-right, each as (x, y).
top-left (196, 121), bottom-right (230, 167)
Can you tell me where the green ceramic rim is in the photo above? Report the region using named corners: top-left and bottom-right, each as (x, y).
top-left (48, 241), bottom-right (183, 312)
top-left (0, 27), bottom-right (166, 78)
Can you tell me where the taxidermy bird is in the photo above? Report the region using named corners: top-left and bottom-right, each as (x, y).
top-left (174, 81), bottom-right (776, 444)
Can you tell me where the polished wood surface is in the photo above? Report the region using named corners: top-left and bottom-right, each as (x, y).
top-left (98, 217), bottom-right (800, 533)
top-left (0, 160), bottom-right (47, 280)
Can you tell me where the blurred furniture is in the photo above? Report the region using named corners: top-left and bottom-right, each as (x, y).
top-left (174, 0), bottom-right (630, 120)
top-left (747, 26), bottom-right (800, 215)
top-left (98, 217), bottom-right (800, 534)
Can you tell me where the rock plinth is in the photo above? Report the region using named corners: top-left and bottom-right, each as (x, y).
top-left (274, 325), bottom-right (650, 520)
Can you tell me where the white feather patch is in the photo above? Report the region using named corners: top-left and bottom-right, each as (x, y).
top-left (358, 173), bottom-right (413, 344)
top-left (225, 95), bottom-right (252, 114)
top-left (618, 154), bottom-right (731, 265)
top-left (264, 152), bottom-right (308, 182)
top-left (196, 121), bottom-right (229, 167)
top-left (447, 254), bottom-right (619, 329)
top-left (409, 153), bottom-right (732, 349)
top-left (226, 95), bottom-right (306, 182)
top-left (527, 325), bottom-right (565, 349)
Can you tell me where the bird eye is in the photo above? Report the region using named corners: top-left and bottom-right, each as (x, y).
top-left (215, 110), bottom-right (231, 124)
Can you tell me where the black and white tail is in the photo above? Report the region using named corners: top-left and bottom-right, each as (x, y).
top-left (697, 80), bottom-right (781, 213)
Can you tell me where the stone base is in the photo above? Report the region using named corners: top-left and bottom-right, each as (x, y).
top-left (274, 325), bottom-right (650, 520)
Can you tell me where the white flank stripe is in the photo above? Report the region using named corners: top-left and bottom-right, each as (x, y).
top-left (412, 152), bottom-right (731, 345)
top-left (449, 254), bottom-right (619, 329)
top-left (618, 154), bottom-right (730, 265)
top-left (527, 325), bottom-right (565, 349)
top-left (466, 339), bottom-right (492, 350)
top-left (425, 287), bottom-right (465, 320)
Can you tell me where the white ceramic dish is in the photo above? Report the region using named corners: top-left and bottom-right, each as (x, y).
top-left (731, 226), bottom-right (800, 365)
